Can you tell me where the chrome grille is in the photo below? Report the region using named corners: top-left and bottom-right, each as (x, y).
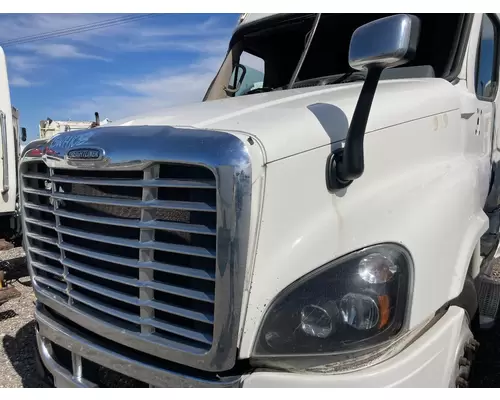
top-left (22, 161), bottom-right (219, 354)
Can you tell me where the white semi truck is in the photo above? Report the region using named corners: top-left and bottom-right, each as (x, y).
top-left (19, 13), bottom-right (500, 387)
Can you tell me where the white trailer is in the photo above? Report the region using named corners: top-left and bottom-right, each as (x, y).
top-left (0, 47), bottom-right (25, 240)
top-left (0, 47), bottom-right (27, 303)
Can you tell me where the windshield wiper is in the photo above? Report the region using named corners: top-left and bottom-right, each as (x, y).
top-left (289, 71), bottom-right (365, 89)
top-left (331, 72), bottom-right (356, 84)
top-left (287, 13), bottom-right (322, 89)
top-left (337, 72), bottom-right (366, 84)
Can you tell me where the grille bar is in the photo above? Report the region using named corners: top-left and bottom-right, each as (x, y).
top-left (22, 172), bottom-right (49, 180)
top-left (63, 258), bottom-right (215, 303)
top-left (24, 202), bottom-right (53, 213)
top-left (59, 242), bottom-right (215, 281)
top-left (66, 276), bottom-right (211, 344)
top-left (23, 187), bottom-right (51, 196)
top-left (51, 192), bottom-right (217, 212)
top-left (26, 231), bottom-right (58, 246)
top-left (24, 172), bottom-right (216, 189)
top-left (25, 204), bottom-right (216, 236)
top-left (31, 260), bottom-right (64, 277)
top-left (34, 275), bottom-right (67, 293)
top-left (64, 258), bottom-right (214, 323)
top-left (29, 246), bottom-right (60, 262)
top-left (69, 290), bottom-right (141, 324)
top-left (23, 187), bottom-right (216, 212)
top-left (149, 300), bottom-right (214, 325)
top-left (66, 288), bottom-right (213, 346)
top-left (65, 274), bottom-right (142, 306)
top-left (54, 209), bottom-right (216, 236)
top-left (24, 217), bottom-right (56, 230)
top-left (57, 176), bottom-right (216, 189)
top-left (57, 226), bottom-right (217, 259)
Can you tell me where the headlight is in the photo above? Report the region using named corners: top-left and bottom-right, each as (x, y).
top-left (253, 243), bottom-right (412, 364)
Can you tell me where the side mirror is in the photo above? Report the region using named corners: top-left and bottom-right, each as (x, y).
top-left (349, 14), bottom-right (420, 72)
top-left (21, 127), bottom-right (27, 142)
top-left (327, 14), bottom-right (421, 190)
top-left (224, 64), bottom-right (247, 95)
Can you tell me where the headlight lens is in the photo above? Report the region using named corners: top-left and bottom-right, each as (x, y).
top-left (253, 243), bottom-right (412, 358)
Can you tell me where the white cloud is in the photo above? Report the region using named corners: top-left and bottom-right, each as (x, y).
top-left (20, 43), bottom-right (110, 61)
top-left (64, 55), bottom-right (224, 121)
top-left (7, 54), bottom-right (38, 71)
top-left (9, 76), bottom-right (33, 87)
top-left (190, 55), bottom-right (226, 71)
top-left (117, 37), bottom-right (229, 55)
top-left (6, 54), bottom-right (42, 89)
top-left (139, 16), bottom-right (231, 39)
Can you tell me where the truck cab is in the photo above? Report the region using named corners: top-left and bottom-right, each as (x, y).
top-left (22, 13), bottom-right (500, 387)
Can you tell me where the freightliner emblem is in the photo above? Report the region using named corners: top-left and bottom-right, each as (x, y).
top-left (66, 148), bottom-right (103, 160)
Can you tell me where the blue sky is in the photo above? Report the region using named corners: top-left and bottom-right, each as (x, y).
top-left (1, 13), bottom-right (239, 141)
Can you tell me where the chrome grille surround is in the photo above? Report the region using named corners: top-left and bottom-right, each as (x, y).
top-left (20, 126), bottom-right (252, 372)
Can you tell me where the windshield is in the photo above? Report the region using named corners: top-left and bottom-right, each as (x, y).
top-left (204, 13), bottom-right (466, 102)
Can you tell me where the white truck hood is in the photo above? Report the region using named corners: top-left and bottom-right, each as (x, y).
top-left (113, 78), bottom-right (459, 163)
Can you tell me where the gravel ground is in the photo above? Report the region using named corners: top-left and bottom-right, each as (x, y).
top-left (0, 246), bottom-right (48, 388)
top-left (2, 246), bottom-right (500, 388)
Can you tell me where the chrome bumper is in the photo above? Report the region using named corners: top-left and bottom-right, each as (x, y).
top-left (35, 303), bottom-right (241, 388)
top-left (35, 301), bottom-right (470, 388)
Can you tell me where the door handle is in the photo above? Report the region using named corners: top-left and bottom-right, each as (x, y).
top-left (0, 111), bottom-right (9, 194)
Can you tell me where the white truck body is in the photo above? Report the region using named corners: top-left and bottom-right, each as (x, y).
top-left (20, 13), bottom-right (500, 387)
top-left (39, 116), bottom-right (112, 140)
top-left (39, 120), bottom-right (95, 140)
top-left (0, 47), bottom-right (20, 219)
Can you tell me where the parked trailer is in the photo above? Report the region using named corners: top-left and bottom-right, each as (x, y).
top-left (0, 47), bottom-right (27, 305)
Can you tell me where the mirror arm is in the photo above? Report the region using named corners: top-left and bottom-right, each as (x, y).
top-left (327, 66), bottom-right (383, 190)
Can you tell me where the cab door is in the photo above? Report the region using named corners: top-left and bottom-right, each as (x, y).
top-left (476, 15), bottom-right (500, 174)
top-left (470, 14), bottom-right (500, 258)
